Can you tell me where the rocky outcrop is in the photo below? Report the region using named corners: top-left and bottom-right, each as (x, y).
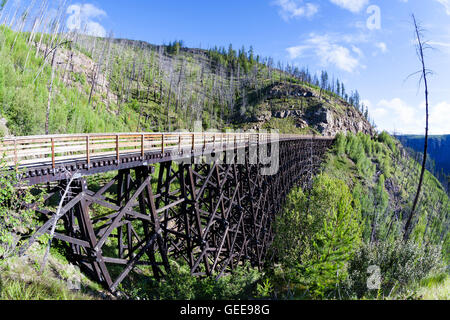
top-left (268, 83), bottom-right (315, 100)
top-left (270, 105), bottom-right (374, 136)
top-left (273, 109), bottom-right (303, 119)
top-left (251, 111), bottom-right (272, 122)
top-left (242, 82), bottom-right (374, 136)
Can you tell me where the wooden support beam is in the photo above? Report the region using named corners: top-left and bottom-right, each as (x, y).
top-left (18, 137), bottom-right (334, 292)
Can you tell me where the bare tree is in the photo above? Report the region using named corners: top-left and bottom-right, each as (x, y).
top-left (45, 45), bottom-right (57, 135)
top-left (41, 170), bottom-right (78, 270)
top-left (0, 1), bottom-right (9, 25)
top-left (404, 15), bottom-right (433, 241)
top-left (88, 35), bottom-right (109, 107)
top-left (24, 0), bottom-right (48, 70)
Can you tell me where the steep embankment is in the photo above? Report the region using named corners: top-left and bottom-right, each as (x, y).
top-left (322, 132), bottom-right (449, 253)
top-left (267, 131), bottom-right (449, 300)
top-left (0, 26), bottom-right (135, 136)
top-left (0, 243), bottom-right (110, 300)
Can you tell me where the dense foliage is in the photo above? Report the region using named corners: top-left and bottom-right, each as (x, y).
top-left (271, 173), bottom-right (363, 298)
top-left (121, 262), bottom-right (262, 300)
top-left (0, 156), bottom-right (40, 258)
top-left (267, 133), bottom-right (449, 299)
top-left (347, 240), bottom-right (444, 298)
top-left (326, 133), bottom-right (449, 251)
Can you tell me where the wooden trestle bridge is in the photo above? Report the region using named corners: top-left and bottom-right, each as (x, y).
top-left (1, 132), bottom-right (334, 292)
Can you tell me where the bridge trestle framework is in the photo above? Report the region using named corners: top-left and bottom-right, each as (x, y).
top-left (8, 135), bottom-right (334, 292)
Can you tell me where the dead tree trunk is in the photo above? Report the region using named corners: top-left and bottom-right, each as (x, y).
top-left (404, 15), bottom-right (431, 241)
top-left (45, 48), bottom-right (57, 135)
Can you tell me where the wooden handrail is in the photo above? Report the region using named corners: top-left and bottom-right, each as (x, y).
top-left (0, 132), bottom-right (335, 168)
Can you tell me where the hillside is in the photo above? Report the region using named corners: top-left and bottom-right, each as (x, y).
top-left (268, 132), bottom-right (449, 299)
top-left (395, 135), bottom-right (450, 192)
top-left (323, 133), bottom-right (449, 248)
top-left (0, 26), bottom-right (373, 137)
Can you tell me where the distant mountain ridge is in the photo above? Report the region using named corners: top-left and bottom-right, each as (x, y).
top-left (395, 135), bottom-right (450, 191)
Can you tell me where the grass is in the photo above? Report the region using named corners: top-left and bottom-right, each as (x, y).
top-left (414, 274), bottom-right (450, 300)
top-left (0, 277), bottom-right (93, 300)
top-left (0, 244), bottom-right (104, 300)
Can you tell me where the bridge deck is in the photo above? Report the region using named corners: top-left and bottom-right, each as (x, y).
top-left (1, 132), bottom-right (334, 185)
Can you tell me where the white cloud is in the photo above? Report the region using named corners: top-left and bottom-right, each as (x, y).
top-left (435, 0), bottom-right (450, 15)
top-left (352, 45), bottom-right (364, 57)
top-left (287, 33), bottom-right (363, 72)
top-left (329, 0), bottom-right (369, 13)
top-left (429, 101), bottom-right (450, 134)
top-left (375, 42), bottom-right (388, 54)
top-left (429, 41), bottom-right (450, 47)
top-left (429, 40), bottom-right (450, 55)
top-left (67, 3), bottom-right (107, 37)
top-left (370, 98), bottom-right (450, 135)
top-left (273, 0), bottom-right (319, 21)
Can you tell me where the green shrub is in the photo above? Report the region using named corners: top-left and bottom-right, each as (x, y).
top-left (123, 262), bottom-right (261, 300)
top-left (378, 131), bottom-right (397, 154)
top-left (346, 240), bottom-right (444, 298)
top-left (335, 133), bottom-right (346, 157)
top-left (0, 156), bottom-right (41, 258)
top-left (271, 173), bottom-right (363, 298)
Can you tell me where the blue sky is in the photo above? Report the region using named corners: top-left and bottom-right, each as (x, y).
top-left (8, 0), bottom-right (450, 134)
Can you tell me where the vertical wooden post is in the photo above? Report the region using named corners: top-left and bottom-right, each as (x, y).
top-left (192, 134), bottom-right (195, 153)
top-left (86, 136), bottom-right (90, 170)
top-left (13, 138), bottom-right (18, 168)
top-left (51, 138), bottom-right (55, 170)
top-left (141, 134), bottom-right (145, 158)
top-left (116, 134), bottom-right (120, 164)
top-left (161, 134), bottom-right (165, 155)
top-left (203, 133), bottom-right (206, 150)
top-left (178, 134), bottom-right (182, 154)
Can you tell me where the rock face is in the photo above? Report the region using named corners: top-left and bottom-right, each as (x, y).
top-left (242, 82), bottom-right (375, 136)
top-left (268, 83), bottom-right (315, 100)
top-left (254, 111), bottom-right (272, 122)
top-left (270, 105), bottom-right (374, 136)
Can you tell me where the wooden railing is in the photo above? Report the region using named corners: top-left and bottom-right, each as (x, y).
top-left (0, 132), bottom-right (333, 169)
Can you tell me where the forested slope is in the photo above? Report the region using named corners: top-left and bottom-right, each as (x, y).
top-left (0, 25), bottom-right (373, 137)
top-left (270, 132), bottom-right (449, 299)
top-left (396, 135), bottom-right (450, 193)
